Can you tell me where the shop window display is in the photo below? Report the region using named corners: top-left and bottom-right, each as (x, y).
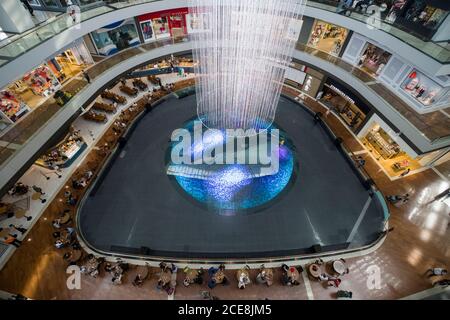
top-left (138, 9), bottom-right (189, 41)
top-left (401, 69), bottom-right (445, 107)
top-left (361, 122), bottom-right (423, 177)
top-left (152, 17), bottom-right (171, 39)
top-left (308, 20), bottom-right (349, 56)
top-left (91, 19), bottom-right (140, 56)
top-left (357, 42), bottom-right (392, 77)
top-left (318, 79), bottom-right (370, 131)
top-left (140, 20), bottom-right (155, 42)
top-left (365, 126), bottom-right (402, 160)
top-left (0, 90), bottom-right (31, 123)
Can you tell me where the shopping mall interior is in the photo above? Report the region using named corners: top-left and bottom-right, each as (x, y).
top-left (0, 0), bottom-right (449, 302)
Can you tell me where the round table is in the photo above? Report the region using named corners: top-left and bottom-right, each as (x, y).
top-left (308, 263), bottom-right (321, 278)
top-left (332, 260), bottom-right (346, 275)
top-left (0, 227), bottom-right (11, 238)
top-left (14, 208), bottom-right (27, 219)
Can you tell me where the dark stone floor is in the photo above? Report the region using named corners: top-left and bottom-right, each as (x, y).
top-left (78, 95), bottom-right (385, 258)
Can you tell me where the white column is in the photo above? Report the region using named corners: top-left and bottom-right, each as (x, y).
top-left (0, 0), bottom-right (35, 33)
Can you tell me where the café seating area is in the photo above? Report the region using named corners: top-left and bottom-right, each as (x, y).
top-left (36, 129), bottom-right (86, 169)
top-left (92, 102), bottom-right (116, 114)
top-left (83, 110), bottom-right (107, 123)
top-left (119, 83), bottom-right (138, 97)
top-left (100, 90), bottom-right (127, 104)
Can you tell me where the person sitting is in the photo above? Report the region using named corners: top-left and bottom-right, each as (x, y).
top-left (54, 239), bottom-right (65, 249)
top-left (52, 219), bottom-right (61, 229)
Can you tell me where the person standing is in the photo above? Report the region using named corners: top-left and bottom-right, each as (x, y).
top-left (20, 0), bottom-right (35, 17)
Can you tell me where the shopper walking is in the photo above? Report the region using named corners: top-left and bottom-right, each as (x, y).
top-left (82, 70), bottom-right (91, 83)
top-left (20, 0), bottom-right (35, 17)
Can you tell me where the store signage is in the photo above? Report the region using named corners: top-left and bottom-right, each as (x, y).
top-left (330, 84), bottom-right (355, 104)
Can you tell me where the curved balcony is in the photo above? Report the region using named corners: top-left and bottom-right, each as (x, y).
top-left (1, 0), bottom-right (449, 90)
top-left (0, 36), bottom-right (449, 196)
top-left (0, 37), bottom-right (191, 195)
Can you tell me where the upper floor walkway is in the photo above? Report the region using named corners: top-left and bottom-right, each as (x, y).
top-left (0, 35), bottom-right (449, 195)
top-left (0, 0), bottom-right (449, 91)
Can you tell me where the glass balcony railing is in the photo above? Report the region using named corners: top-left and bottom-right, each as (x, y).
top-left (307, 0), bottom-right (450, 63)
top-left (0, 0), bottom-right (449, 69)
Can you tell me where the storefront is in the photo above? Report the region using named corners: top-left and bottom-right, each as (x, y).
top-left (400, 69), bottom-right (449, 107)
top-left (357, 42), bottom-right (392, 77)
top-left (137, 8), bottom-right (189, 42)
top-left (319, 79), bottom-right (371, 132)
top-left (90, 19), bottom-right (140, 56)
top-left (46, 41), bottom-right (93, 84)
top-left (357, 114), bottom-right (424, 178)
top-left (0, 90), bottom-right (31, 125)
top-left (307, 20), bottom-right (349, 56)
top-left (3, 64), bottom-right (61, 113)
top-left (21, 65), bottom-right (61, 99)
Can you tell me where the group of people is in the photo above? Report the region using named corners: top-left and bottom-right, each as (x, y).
top-left (105, 262), bottom-right (129, 285)
top-left (71, 170), bottom-right (94, 190)
top-left (386, 193), bottom-right (409, 206)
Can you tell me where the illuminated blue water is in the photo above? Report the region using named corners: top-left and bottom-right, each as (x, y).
top-left (171, 119), bottom-right (296, 212)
